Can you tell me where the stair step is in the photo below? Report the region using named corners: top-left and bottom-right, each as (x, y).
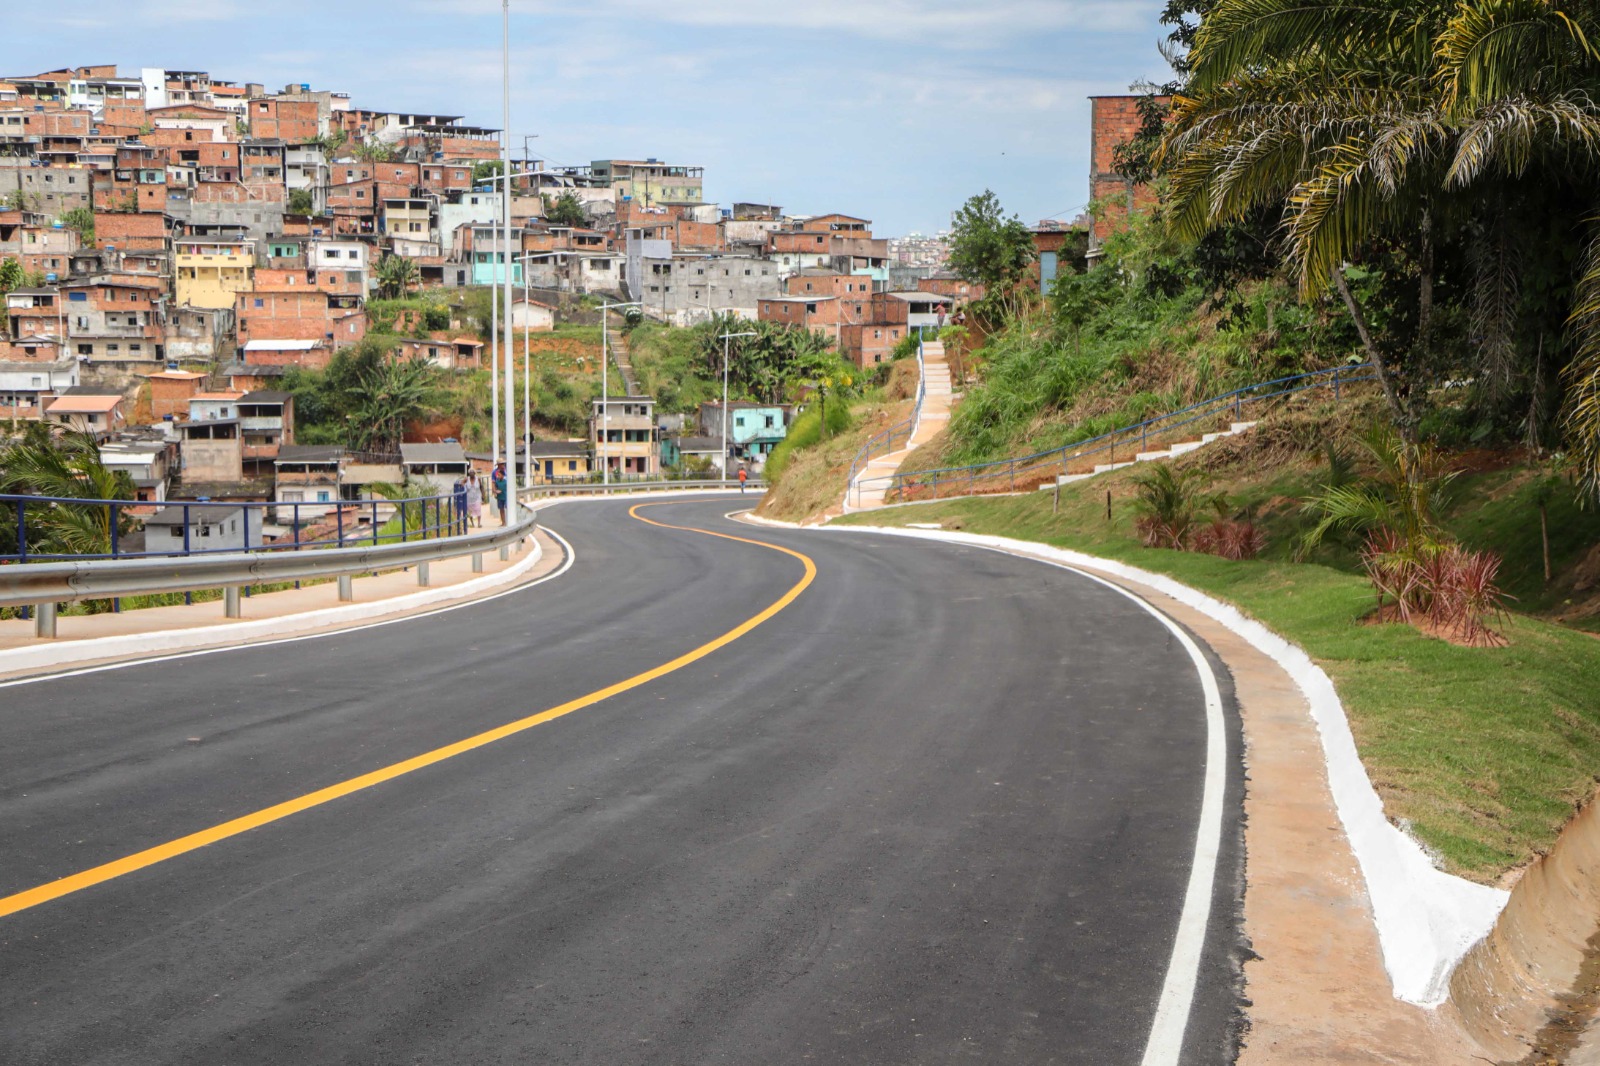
top-left (1167, 441), bottom-right (1204, 455)
top-left (1093, 461), bottom-right (1135, 474)
top-left (1135, 450), bottom-right (1171, 462)
top-left (1230, 421), bottom-right (1258, 433)
top-left (1201, 432), bottom-right (1231, 443)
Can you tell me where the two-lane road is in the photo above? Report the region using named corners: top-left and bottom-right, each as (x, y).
top-left (0, 498), bottom-right (1243, 1064)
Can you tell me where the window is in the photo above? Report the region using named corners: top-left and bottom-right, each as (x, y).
top-left (316, 490), bottom-right (331, 502)
top-left (765, 415), bottom-right (775, 428)
top-left (169, 527), bottom-right (183, 538)
top-left (254, 298), bottom-right (263, 308)
top-left (68, 291), bottom-right (87, 302)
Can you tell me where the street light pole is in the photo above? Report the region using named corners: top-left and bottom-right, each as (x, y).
top-left (596, 299), bottom-right (642, 484)
top-left (514, 252), bottom-right (537, 489)
top-left (501, 0), bottom-right (516, 524)
top-left (717, 329), bottom-right (756, 486)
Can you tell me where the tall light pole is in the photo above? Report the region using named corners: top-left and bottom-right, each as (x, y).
top-left (718, 329), bottom-right (756, 486)
top-left (490, 246), bottom-right (498, 469)
top-left (500, 0), bottom-right (516, 524)
top-left (597, 298), bottom-right (641, 485)
top-left (514, 252), bottom-right (539, 489)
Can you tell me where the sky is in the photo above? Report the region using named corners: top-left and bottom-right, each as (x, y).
top-left (5, 1), bottom-right (1175, 236)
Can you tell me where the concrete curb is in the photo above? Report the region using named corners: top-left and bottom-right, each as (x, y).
top-left (816, 523), bottom-right (1509, 1007)
top-left (0, 533), bottom-right (544, 678)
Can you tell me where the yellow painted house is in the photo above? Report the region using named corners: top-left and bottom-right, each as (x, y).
top-left (175, 240), bottom-right (254, 310)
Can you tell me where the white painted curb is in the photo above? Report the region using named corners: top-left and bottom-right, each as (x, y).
top-left (0, 534), bottom-right (544, 678)
top-left (823, 524), bottom-right (1509, 1007)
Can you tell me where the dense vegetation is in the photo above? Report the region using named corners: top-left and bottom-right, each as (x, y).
top-left (627, 313), bottom-right (861, 416)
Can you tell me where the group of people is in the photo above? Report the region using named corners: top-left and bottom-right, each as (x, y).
top-left (452, 462), bottom-right (509, 529)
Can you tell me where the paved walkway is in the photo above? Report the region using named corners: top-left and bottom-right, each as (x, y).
top-left (610, 329), bottom-right (642, 396)
top-left (846, 340), bottom-right (953, 511)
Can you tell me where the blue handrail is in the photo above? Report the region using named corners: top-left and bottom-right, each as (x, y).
top-left (867, 363), bottom-right (1374, 501)
top-left (1, 489), bottom-right (472, 564)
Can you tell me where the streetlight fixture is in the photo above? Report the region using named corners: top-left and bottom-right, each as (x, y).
top-left (717, 329), bottom-right (757, 486)
top-left (597, 299), bottom-right (642, 485)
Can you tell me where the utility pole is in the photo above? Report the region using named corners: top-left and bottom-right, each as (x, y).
top-left (718, 328), bottom-right (756, 486)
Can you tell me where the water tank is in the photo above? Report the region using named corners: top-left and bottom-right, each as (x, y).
top-left (301, 83), bottom-right (310, 91)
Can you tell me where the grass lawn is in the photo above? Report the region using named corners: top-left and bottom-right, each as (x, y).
top-left (833, 484), bottom-right (1600, 884)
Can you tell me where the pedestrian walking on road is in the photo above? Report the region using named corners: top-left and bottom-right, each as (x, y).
top-left (466, 474), bottom-right (484, 527)
top-left (452, 477), bottom-right (469, 533)
top-left (737, 465), bottom-right (748, 494)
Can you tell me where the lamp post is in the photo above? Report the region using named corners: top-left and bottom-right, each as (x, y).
top-left (514, 252), bottom-right (539, 489)
top-left (597, 299), bottom-right (642, 485)
top-left (717, 329), bottom-right (756, 486)
top-left (500, 0), bottom-right (516, 524)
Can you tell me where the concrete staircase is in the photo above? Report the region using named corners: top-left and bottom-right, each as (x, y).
top-left (1044, 422), bottom-right (1258, 490)
top-left (847, 341), bottom-right (954, 511)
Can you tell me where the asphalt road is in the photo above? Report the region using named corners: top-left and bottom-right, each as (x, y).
top-left (0, 497), bottom-right (1244, 1065)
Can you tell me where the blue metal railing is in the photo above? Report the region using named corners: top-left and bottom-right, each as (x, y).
top-left (859, 363), bottom-right (1375, 504)
top-left (2, 490), bottom-right (471, 564)
top-left (845, 330), bottom-right (933, 498)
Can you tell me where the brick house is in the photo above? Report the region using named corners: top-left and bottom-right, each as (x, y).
top-left (61, 278), bottom-right (166, 364)
top-left (1087, 95), bottom-right (1168, 255)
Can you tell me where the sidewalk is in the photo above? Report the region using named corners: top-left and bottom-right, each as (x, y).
top-left (0, 527), bottom-right (563, 681)
top-left (847, 340), bottom-right (953, 511)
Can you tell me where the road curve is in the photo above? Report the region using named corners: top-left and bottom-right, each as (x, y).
top-left (0, 497), bottom-right (1244, 1064)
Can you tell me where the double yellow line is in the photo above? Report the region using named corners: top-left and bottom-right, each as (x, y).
top-left (0, 503), bottom-right (816, 920)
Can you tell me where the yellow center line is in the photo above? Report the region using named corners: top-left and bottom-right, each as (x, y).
top-left (0, 502), bottom-right (817, 920)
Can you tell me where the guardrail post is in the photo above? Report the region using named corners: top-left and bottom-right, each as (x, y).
top-left (1333, 367), bottom-right (1342, 401)
top-left (417, 561), bottom-right (430, 587)
top-left (337, 504), bottom-right (345, 546)
top-left (371, 500), bottom-right (379, 546)
top-left (110, 503), bottom-right (119, 559)
top-left (472, 552), bottom-right (485, 573)
top-left (338, 574), bottom-right (354, 602)
top-left (15, 499), bottom-right (25, 562)
top-left (224, 586), bottom-right (242, 619)
top-left (499, 544), bottom-right (510, 562)
top-left (34, 601), bottom-right (56, 639)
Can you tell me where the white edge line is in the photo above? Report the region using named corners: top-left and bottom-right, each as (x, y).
top-left (732, 509), bottom-right (1226, 1060)
top-left (0, 530), bottom-right (576, 690)
top-left (821, 523), bottom-right (1509, 1006)
top-left (1045, 561), bottom-right (1226, 1066)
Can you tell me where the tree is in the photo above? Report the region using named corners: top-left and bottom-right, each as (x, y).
top-left (352, 141), bottom-right (397, 163)
top-left (346, 350), bottom-right (443, 455)
top-left (1156, 0), bottom-right (1600, 494)
top-left (0, 257), bottom-right (24, 297)
top-left (473, 160), bottom-right (505, 185)
top-left (60, 206), bottom-right (94, 246)
top-left (0, 424), bottom-right (136, 558)
top-left (374, 254), bottom-right (421, 299)
top-left (544, 191), bottom-right (587, 227)
top-left (947, 190), bottom-right (1036, 319)
top-left (287, 188), bottom-right (315, 215)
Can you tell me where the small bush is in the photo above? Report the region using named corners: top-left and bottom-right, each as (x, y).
top-left (1360, 532), bottom-right (1509, 645)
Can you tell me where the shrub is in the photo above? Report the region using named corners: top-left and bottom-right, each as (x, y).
top-left (1130, 464), bottom-right (1216, 549)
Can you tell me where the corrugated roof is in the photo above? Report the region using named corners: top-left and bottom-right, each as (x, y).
top-left (400, 442), bottom-right (468, 464)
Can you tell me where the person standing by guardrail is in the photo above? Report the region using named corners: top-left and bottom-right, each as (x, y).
top-left (491, 462), bottom-right (508, 522)
top-left (738, 465), bottom-right (748, 494)
top-left (453, 477), bottom-right (470, 534)
top-left (466, 474), bottom-right (484, 528)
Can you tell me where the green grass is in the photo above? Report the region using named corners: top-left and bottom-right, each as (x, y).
top-left (833, 485), bottom-right (1600, 883)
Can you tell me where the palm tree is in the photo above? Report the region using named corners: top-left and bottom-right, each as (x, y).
top-left (0, 425), bottom-right (135, 556)
top-left (374, 254), bottom-right (421, 300)
top-left (346, 353), bottom-right (442, 455)
top-left (1158, 0), bottom-right (1600, 493)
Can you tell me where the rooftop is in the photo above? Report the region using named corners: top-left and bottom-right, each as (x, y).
top-left (45, 394), bottom-right (122, 414)
top-left (276, 444), bottom-right (345, 464)
top-left (400, 442), bottom-right (468, 464)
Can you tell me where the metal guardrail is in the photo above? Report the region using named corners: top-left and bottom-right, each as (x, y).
top-left (0, 512), bottom-right (536, 613)
top-left (3, 490), bottom-right (467, 564)
top-left (844, 331), bottom-right (932, 501)
top-left (857, 364), bottom-right (1376, 504)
